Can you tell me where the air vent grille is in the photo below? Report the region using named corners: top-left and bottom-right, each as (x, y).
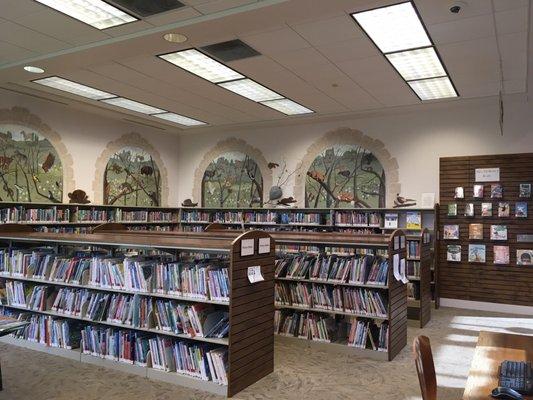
top-left (201, 39), bottom-right (261, 62)
top-left (109, 0), bottom-right (185, 17)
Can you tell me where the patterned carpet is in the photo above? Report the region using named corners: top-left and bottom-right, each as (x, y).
top-left (0, 307), bottom-right (532, 400)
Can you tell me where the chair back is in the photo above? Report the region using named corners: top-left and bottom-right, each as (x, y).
top-left (413, 335), bottom-right (437, 400)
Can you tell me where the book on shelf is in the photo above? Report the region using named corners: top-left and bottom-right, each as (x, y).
top-left (468, 244), bottom-right (486, 263)
top-left (473, 184), bottom-right (484, 198)
top-left (406, 212), bottom-right (421, 230)
top-left (515, 202), bottom-right (528, 218)
top-left (446, 245), bottom-right (461, 262)
top-left (490, 184), bottom-right (503, 199)
top-left (493, 245), bottom-right (510, 265)
top-left (443, 224), bottom-right (459, 240)
top-left (468, 223), bottom-right (483, 240)
top-left (447, 204), bottom-right (457, 217)
top-left (407, 240), bottom-right (420, 259)
top-left (454, 187), bottom-right (464, 199)
top-left (490, 225), bottom-right (507, 241)
top-left (519, 183), bottom-right (531, 198)
top-left (464, 203), bottom-right (475, 217)
top-left (481, 203), bottom-right (492, 217)
top-left (497, 202), bottom-right (510, 217)
top-left (384, 213), bottom-right (398, 229)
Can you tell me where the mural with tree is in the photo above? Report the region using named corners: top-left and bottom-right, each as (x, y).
top-left (202, 152), bottom-right (263, 207)
top-left (103, 146), bottom-right (161, 206)
top-left (305, 144), bottom-right (385, 208)
top-left (0, 124), bottom-right (63, 203)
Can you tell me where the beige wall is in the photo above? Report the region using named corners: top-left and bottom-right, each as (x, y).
top-left (177, 94), bottom-right (533, 207)
top-left (0, 88), bottom-right (181, 206)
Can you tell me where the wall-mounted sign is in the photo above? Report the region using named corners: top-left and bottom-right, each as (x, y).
top-left (475, 168), bottom-right (500, 182)
top-left (241, 239), bottom-right (254, 256)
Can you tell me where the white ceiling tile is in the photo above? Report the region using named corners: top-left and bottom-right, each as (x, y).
top-left (0, 41), bottom-right (37, 64)
top-left (267, 47), bottom-right (330, 71)
top-left (194, 0), bottom-right (257, 14)
top-left (492, 0), bottom-right (528, 12)
top-left (314, 37), bottom-right (378, 63)
top-left (455, 80), bottom-right (500, 98)
top-left (428, 14), bottom-right (495, 45)
top-left (503, 79), bottom-right (526, 94)
top-left (495, 6), bottom-right (528, 35)
top-left (415, 0), bottom-right (493, 25)
top-left (241, 27), bottom-right (312, 54)
top-left (290, 14), bottom-right (362, 46)
top-left (0, 20), bottom-right (70, 54)
top-left (145, 7), bottom-right (202, 25)
top-left (498, 31), bottom-right (527, 81)
top-left (0, 0), bottom-right (43, 20)
top-left (105, 20), bottom-right (154, 37)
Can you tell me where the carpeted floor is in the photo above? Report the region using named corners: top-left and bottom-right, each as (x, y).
top-left (0, 307), bottom-right (532, 400)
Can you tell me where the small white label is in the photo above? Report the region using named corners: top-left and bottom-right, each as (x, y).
top-left (394, 236), bottom-right (399, 250)
top-left (258, 237), bottom-right (271, 254)
top-left (400, 236), bottom-right (406, 249)
top-left (241, 239), bottom-right (255, 256)
top-left (475, 168), bottom-right (500, 182)
top-left (247, 266), bottom-right (264, 283)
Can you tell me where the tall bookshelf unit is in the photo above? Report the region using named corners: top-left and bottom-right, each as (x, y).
top-left (0, 202), bottom-right (181, 233)
top-left (0, 225), bottom-right (275, 397)
top-left (97, 226), bottom-right (409, 361)
top-left (406, 229), bottom-right (432, 328)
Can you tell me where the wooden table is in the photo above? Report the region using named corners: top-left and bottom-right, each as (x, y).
top-left (463, 331), bottom-right (533, 400)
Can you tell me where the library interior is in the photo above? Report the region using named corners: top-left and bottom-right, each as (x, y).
top-left (0, 0), bottom-right (531, 399)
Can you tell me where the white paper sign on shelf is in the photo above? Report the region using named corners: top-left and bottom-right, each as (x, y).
top-left (393, 253), bottom-right (401, 281)
top-left (400, 258), bottom-right (409, 284)
top-left (258, 237), bottom-right (271, 254)
top-left (241, 239), bottom-right (254, 256)
top-left (475, 168), bottom-right (500, 182)
top-left (247, 266), bottom-right (264, 283)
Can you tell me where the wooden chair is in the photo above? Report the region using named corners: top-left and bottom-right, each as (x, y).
top-left (413, 335), bottom-right (437, 400)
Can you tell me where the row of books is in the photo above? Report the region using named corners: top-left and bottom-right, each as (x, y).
top-left (407, 240), bottom-right (421, 258)
top-left (275, 254), bottom-right (388, 286)
top-left (4, 281), bottom-right (230, 339)
top-left (0, 250), bottom-right (230, 302)
top-left (335, 211), bottom-right (382, 227)
top-left (1, 206), bottom-right (70, 223)
top-left (407, 282), bottom-right (420, 300)
top-left (117, 210), bottom-right (174, 222)
top-left (275, 282), bottom-right (388, 317)
top-left (407, 261), bottom-right (421, 278)
top-left (279, 212), bottom-right (322, 225)
top-left (347, 318), bottom-right (388, 351)
top-left (14, 313), bottom-right (81, 349)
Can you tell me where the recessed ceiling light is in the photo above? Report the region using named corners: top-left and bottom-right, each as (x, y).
top-left (261, 99), bottom-right (313, 115)
top-left (24, 66), bottom-right (45, 74)
top-left (158, 49), bottom-right (244, 83)
top-left (163, 33), bottom-right (188, 43)
top-left (34, 76), bottom-right (116, 100)
top-left (386, 47), bottom-right (446, 81)
top-left (153, 112), bottom-right (206, 127)
top-left (351, 1), bottom-right (431, 53)
top-left (408, 77), bottom-right (458, 100)
top-left (101, 97), bottom-right (166, 114)
top-left (218, 78), bottom-right (283, 102)
top-left (34, 0), bottom-right (137, 30)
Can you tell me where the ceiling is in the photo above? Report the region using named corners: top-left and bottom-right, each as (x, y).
top-left (0, 0), bottom-right (530, 132)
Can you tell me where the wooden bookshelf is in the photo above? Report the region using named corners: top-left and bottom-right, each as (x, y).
top-left (439, 154), bottom-right (533, 307)
top-left (0, 225), bottom-right (275, 397)
top-left (406, 229), bottom-right (432, 328)
top-left (0, 202), bottom-right (180, 233)
top-left (96, 225), bottom-right (408, 361)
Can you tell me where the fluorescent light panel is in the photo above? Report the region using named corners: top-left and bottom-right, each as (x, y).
top-left (408, 77), bottom-right (457, 100)
top-left (153, 112), bottom-right (206, 127)
top-left (34, 76), bottom-right (116, 100)
top-left (352, 2), bottom-right (430, 53)
top-left (159, 49), bottom-right (244, 83)
top-left (34, 0), bottom-right (137, 30)
top-left (101, 97), bottom-right (166, 114)
top-left (386, 47), bottom-right (446, 81)
top-left (261, 99), bottom-right (313, 115)
top-left (218, 78), bottom-right (283, 102)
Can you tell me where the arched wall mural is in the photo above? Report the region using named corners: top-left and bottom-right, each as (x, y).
top-left (93, 133), bottom-right (169, 207)
top-left (192, 138), bottom-right (272, 207)
top-left (294, 128), bottom-right (400, 208)
top-left (0, 107), bottom-right (75, 203)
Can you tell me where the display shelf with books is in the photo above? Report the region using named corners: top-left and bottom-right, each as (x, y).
top-left (0, 202), bottom-right (180, 232)
top-left (0, 224), bottom-right (275, 397)
top-left (406, 229), bottom-right (432, 328)
top-left (439, 153), bottom-right (533, 308)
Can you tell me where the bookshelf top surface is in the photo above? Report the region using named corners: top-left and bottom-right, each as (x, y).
top-left (0, 201), bottom-right (179, 210)
top-left (0, 231), bottom-right (243, 253)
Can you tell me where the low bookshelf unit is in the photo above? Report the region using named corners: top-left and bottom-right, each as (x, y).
top-left (0, 224), bottom-right (275, 397)
top-left (406, 229), bottom-right (432, 328)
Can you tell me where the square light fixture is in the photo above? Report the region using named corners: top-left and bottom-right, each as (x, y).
top-left (158, 49), bottom-right (244, 83)
top-left (34, 0), bottom-right (137, 30)
top-left (33, 76), bottom-right (116, 100)
top-left (153, 112), bottom-right (206, 127)
top-left (218, 78), bottom-right (283, 102)
top-left (386, 47), bottom-right (446, 81)
top-left (408, 77), bottom-right (457, 100)
top-left (351, 2), bottom-right (431, 53)
top-left (261, 99), bottom-right (313, 115)
top-left (102, 97), bottom-right (166, 114)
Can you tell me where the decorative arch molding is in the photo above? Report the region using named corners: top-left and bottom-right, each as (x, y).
top-left (192, 137), bottom-right (272, 205)
top-left (92, 132), bottom-right (169, 206)
top-left (294, 127), bottom-right (400, 208)
top-left (0, 106), bottom-right (75, 202)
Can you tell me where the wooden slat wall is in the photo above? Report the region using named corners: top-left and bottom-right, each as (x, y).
top-left (388, 230), bottom-right (408, 361)
top-left (419, 231), bottom-right (432, 328)
top-left (439, 154), bottom-right (533, 306)
top-left (228, 231), bottom-right (275, 397)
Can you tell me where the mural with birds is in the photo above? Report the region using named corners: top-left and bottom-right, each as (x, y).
top-left (0, 124), bottom-right (63, 203)
top-left (305, 144), bottom-right (385, 208)
top-left (103, 146), bottom-right (161, 206)
top-left (202, 151), bottom-right (263, 208)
